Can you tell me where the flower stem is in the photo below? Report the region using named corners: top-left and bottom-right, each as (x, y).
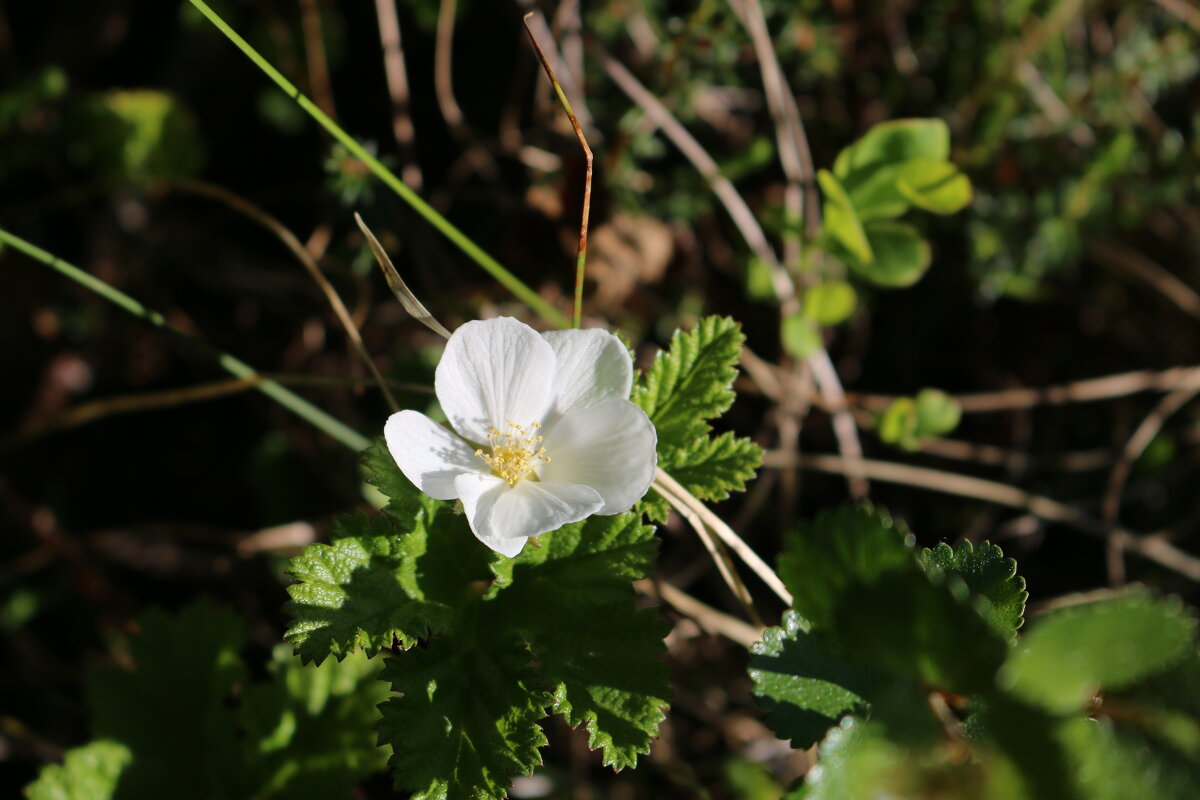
top-left (185, 0), bottom-right (569, 329)
top-left (0, 227), bottom-right (371, 453)
top-left (522, 12), bottom-right (591, 329)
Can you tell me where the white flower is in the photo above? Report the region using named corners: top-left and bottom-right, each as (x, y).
top-left (385, 317), bottom-right (657, 557)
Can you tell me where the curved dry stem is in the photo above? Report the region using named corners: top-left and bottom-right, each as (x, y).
top-left (173, 180), bottom-right (400, 412)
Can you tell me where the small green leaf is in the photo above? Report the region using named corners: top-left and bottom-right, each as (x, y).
top-left (750, 611), bottom-right (878, 748)
top-left (818, 169), bottom-right (873, 263)
top-left (781, 312), bottom-right (823, 359)
top-left (660, 431), bottom-right (762, 504)
top-left (919, 540), bottom-right (1027, 639)
top-left (913, 388), bottom-right (962, 438)
top-left (377, 636), bottom-right (551, 800)
top-left (1059, 716), bottom-right (1200, 800)
top-left (878, 397), bottom-right (920, 450)
top-left (24, 740), bottom-right (131, 800)
top-left (632, 315), bottom-right (744, 451)
top-left (1001, 589), bottom-right (1197, 713)
top-left (833, 118), bottom-right (951, 179)
top-left (849, 221), bottom-right (931, 288)
top-left (895, 157), bottom-right (972, 214)
top-left (803, 281), bottom-right (858, 326)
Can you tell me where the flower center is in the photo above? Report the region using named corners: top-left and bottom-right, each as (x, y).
top-left (475, 420), bottom-right (550, 486)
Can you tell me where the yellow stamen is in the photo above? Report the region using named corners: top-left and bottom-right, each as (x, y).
top-left (477, 420), bottom-right (550, 486)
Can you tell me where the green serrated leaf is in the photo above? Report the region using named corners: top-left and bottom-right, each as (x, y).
top-left (237, 646), bottom-right (390, 798)
top-left (633, 315), bottom-right (744, 450)
top-left (750, 610), bottom-right (878, 748)
top-left (1059, 716), bottom-right (1200, 800)
top-left (920, 540), bottom-right (1027, 639)
top-left (86, 602), bottom-right (246, 798)
top-left (778, 504), bottom-right (916, 629)
top-left (377, 634), bottom-right (551, 800)
top-left (492, 513), bottom-right (669, 769)
top-left (780, 505), bottom-right (1008, 692)
top-left (284, 506), bottom-right (490, 664)
top-left (24, 740), bottom-right (131, 800)
top-left (818, 169), bottom-right (873, 263)
top-left (1001, 589), bottom-right (1197, 713)
top-left (660, 431), bottom-right (762, 503)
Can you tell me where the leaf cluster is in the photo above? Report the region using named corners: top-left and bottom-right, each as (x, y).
top-left (26, 603), bottom-right (388, 800)
top-left (632, 315), bottom-right (762, 520)
top-left (283, 438), bottom-right (671, 800)
top-left (751, 503), bottom-right (1200, 799)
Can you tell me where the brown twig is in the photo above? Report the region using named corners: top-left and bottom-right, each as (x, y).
top-left (296, 0), bottom-right (337, 118)
top-left (522, 13), bottom-right (592, 329)
top-left (434, 0), bottom-right (466, 134)
top-left (173, 180), bottom-right (400, 411)
top-left (644, 579), bottom-right (764, 647)
top-left (1089, 240), bottom-right (1200, 322)
top-left (372, 0), bottom-right (423, 190)
top-left (1101, 371), bottom-right (1200, 584)
top-left (765, 451), bottom-right (1200, 581)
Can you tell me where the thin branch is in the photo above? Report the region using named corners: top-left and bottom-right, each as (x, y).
top-left (766, 451), bottom-right (1200, 581)
top-left (1101, 371), bottom-right (1200, 583)
top-left (0, 227), bottom-right (370, 451)
top-left (652, 477), bottom-right (763, 627)
top-left (522, 13), bottom-right (592, 329)
top-left (643, 579), bottom-right (763, 647)
top-left (434, 0), bottom-right (466, 133)
top-left (296, 0), bottom-right (337, 118)
top-left (372, 0), bottom-right (423, 190)
top-left (1089, 240), bottom-right (1200, 322)
top-left (174, 180), bottom-right (400, 412)
top-left (656, 468), bottom-right (793, 606)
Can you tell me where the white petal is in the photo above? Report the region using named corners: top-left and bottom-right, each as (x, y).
top-left (455, 472), bottom-right (603, 556)
top-left (540, 398), bottom-right (658, 514)
top-left (385, 410), bottom-right (486, 500)
top-left (540, 328), bottom-right (634, 427)
top-left (436, 317), bottom-right (557, 443)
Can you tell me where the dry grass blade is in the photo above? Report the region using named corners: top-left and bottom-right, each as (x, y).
top-left (642, 579), bottom-right (764, 647)
top-left (355, 212), bottom-right (452, 340)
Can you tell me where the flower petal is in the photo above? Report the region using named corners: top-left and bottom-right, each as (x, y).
top-left (385, 410), bottom-right (486, 500)
top-left (436, 317), bottom-right (557, 443)
top-left (455, 472), bottom-right (603, 556)
top-left (540, 328), bottom-right (634, 427)
top-left (540, 397), bottom-right (658, 515)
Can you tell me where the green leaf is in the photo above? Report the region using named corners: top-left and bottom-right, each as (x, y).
top-left (895, 158), bottom-right (972, 214)
top-left (659, 431), bottom-right (763, 504)
top-left (24, 740), bottom-right (131, 800)
top-left (778, 504), bottom-right (915, 630)
top-left (878, 397), bottom-right (920, 450)
top-left (781, 312), bottom-right (823, 359)
top-left (849, 221), bottom-right (931, 288)
top-left (803, 281), bottom-right (858, 326)
top-left (919, 540), bottom-right (1027, 639)
top-left (1059, 716), bottom-right (1200, 800)
top-left (283, 508), bottom-right (485, 664)
top-left (377, 634), bottom-right (551, 800)
top-left (492, 513), bottom-right (669, 769)
top-left (833, 119), bottom-right (950, 179)
top-left (237, 646), bottom-right (390, 798)
top-left (86, 603), bottom-right (246, 799)
top-left (750, 611), bottom-right (878, 748)
top-left (1001, 589), bottom-right (1196, 713)
top-left (633, 316), bottom-right (744, 450)
top-left (818, 169), bottom-right (872, 263)
top-left (913, 388), bottom-right (962, 437)
top-left (780, 505), bottom-right (1008, 693)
